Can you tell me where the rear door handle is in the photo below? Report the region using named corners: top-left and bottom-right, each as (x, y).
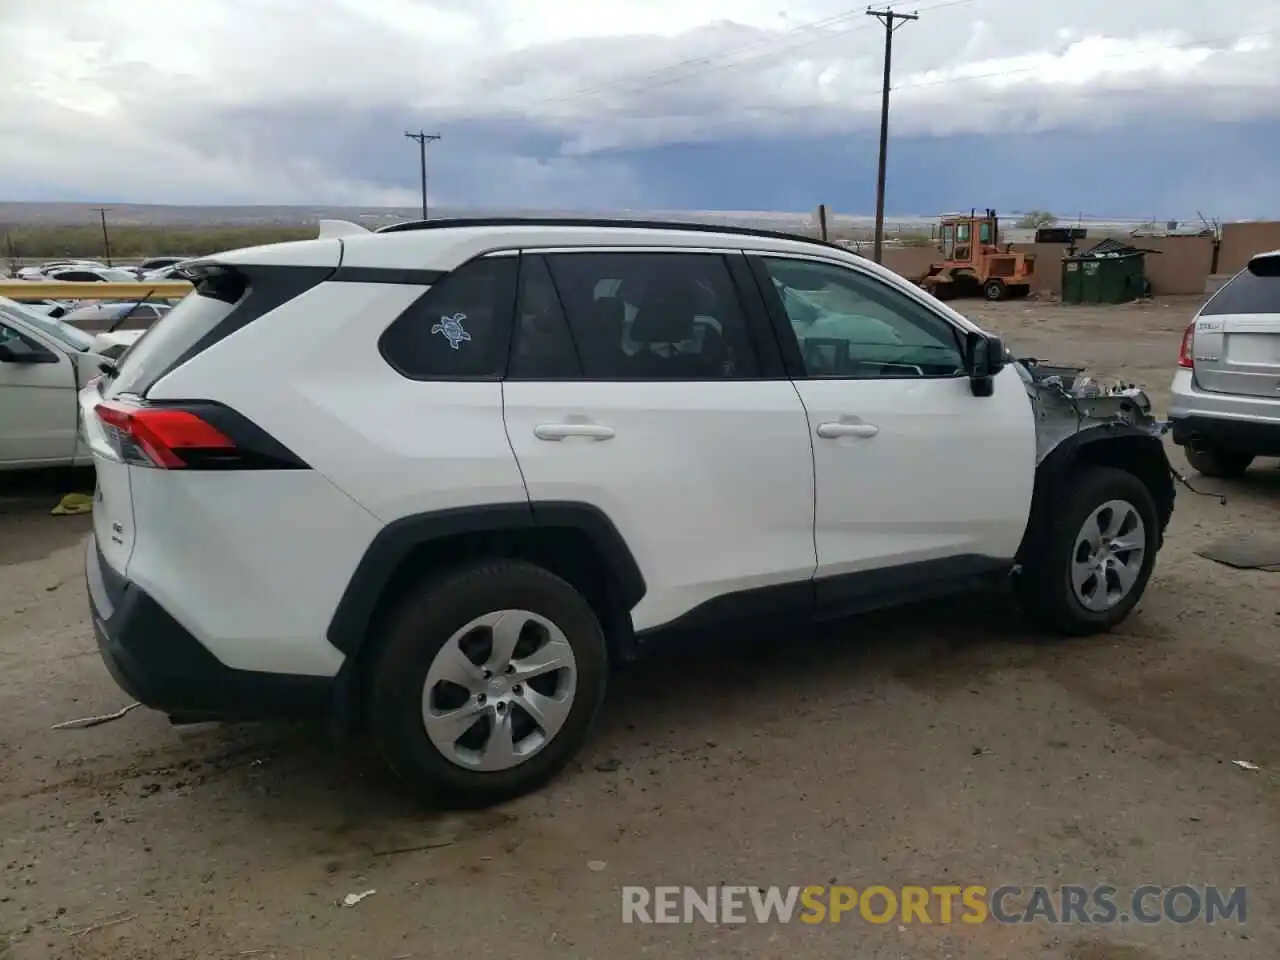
top-left (816, 421), bottom-right (879, 440)
top-left (534, 422), bottom-right (616, 441)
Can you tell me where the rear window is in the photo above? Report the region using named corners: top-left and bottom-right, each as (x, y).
top-left (104, 274), bottom-right (244, 398)
top-left (1200, 259), bottom-right (1280, 316)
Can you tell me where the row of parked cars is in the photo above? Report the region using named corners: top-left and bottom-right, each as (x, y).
top-left (2, 257), bottom-right (186, 470)
top-left (11, 256), bottom-right (190, 285)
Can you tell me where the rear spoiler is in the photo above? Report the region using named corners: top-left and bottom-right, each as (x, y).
top-left (318, 219), bottom-right (372, 239)
top-left (1247, 250), bottom-right (1280, 277)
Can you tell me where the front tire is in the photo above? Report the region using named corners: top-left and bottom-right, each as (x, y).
top-left (1183, 443), bottom-right (1254, 478)
top-left (1016, 467), bottom-right (1159, 636)
top-left (367, 560), bottom-right (609, 808)
top-left (984, 279), bottom-right (1007, 301)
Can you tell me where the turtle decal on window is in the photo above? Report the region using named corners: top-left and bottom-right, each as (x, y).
top-left (431, 312), bottom-right (472, 350)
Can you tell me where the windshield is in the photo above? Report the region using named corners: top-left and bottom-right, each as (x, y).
top-left (0, 298), bottom-right (95, 352)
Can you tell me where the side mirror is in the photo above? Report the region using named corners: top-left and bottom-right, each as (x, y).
top-left (965, 332), bottom-right (1007, 397)
top-left (0, 343), bottom-right (14, 362)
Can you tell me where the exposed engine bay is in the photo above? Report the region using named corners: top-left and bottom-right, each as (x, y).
top-left (1017, 358), bottom-right (1168, 464)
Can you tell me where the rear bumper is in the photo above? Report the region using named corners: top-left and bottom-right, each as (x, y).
top-left (86, 534), bottom-right (336, 721)
top-left (1168, 368), bottom-right (1280, 455)
top-left (1169, 415), bottom-right (1280, 456)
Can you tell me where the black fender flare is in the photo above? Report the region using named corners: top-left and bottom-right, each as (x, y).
top-left (326, 501), bottom-right (646, 657)
top-left (1018, 424), bottom-right (1176, 560)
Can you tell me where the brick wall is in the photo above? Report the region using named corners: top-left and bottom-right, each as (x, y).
top-left (1219, 221), bottom-right (1280, 275)
top-left (880, 246), bottom-right (938, 281)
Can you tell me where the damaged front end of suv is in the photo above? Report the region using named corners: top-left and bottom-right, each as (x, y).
top-left (1010, 357), bottom-right (1179, 631)
top-left (1016, 358), bottom-right (1176, 543)
top-left (1017, 359), bottom-right (1168, 465)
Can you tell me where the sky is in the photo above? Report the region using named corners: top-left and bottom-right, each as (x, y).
top-left (1, 0), bottom-right (1278, 218)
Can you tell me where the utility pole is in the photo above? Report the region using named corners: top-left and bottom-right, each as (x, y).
top-left (93, 207), bottom-right (113, 265)
top-left (866, 8), bottom-right (918, 264)
top-left (403, 131), bottom-right (442, 220)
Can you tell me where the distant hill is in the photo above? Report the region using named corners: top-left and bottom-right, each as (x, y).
top-left (0, 200), bottom-right (1169, 239)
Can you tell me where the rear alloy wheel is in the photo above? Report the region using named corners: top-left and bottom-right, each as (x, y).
top-left (1183, 443), bottom-right (1254, 479)
top-left (984, 279), bottom-right (1007, 301)
top-left (367, 561), bottom-right (609, 808)
top-left (1016, 467), bottom-right (1159, 635)
top-left (422, 609), bottom-right (578, 772)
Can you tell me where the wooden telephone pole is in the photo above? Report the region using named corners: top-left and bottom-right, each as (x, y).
top-left (866, 8), bottom-right (918, 264)
top-left (93, 207), bottom-right (113, 265)
top-left (404, 131), bottom-right (442, 220)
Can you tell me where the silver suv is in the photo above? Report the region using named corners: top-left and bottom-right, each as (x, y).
top-left (1170, 250), bottom-right (1280, 477)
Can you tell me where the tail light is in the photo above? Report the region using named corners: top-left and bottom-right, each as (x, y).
top-left (1177, 322), bottom-right (1195, 368)
top-left (93, 400), bottom-right (305, 470)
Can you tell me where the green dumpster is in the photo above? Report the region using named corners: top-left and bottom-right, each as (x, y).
top-left (1060, 239), bottom-right (1155, 304)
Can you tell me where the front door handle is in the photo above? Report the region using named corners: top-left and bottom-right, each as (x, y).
top-left (816, 421), bottom-right (879, 440)
top-left (534, 422), bottom-right (616, 441)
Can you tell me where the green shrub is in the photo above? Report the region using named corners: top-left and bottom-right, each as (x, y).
top-left (4, 225), bottom-right (315, 260)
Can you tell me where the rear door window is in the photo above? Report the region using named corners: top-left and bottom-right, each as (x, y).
top-left (508, 255), bottom-right (582, 379)
top-left (539, 252), bottom-right (760, 380)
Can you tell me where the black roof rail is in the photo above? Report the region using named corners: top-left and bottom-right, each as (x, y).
top-left (373, 216), bottom-right (862, 258)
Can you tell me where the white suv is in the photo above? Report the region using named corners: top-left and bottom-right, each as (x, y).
top-left (1169, 250), bottom-right (1280, 477)
top-left (82, 218), bottom-right (1175, 807)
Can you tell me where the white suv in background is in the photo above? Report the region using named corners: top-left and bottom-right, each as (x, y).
top-left (82, 218), bottom-right (1175, 807)
top-left (1170, 250), bottom-right (1280, 477)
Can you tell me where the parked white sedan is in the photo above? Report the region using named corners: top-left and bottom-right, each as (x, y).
top-left (0, 298), bottom-right (140, 470)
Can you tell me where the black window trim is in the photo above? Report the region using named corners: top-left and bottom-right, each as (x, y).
top-left (744, 251), bottom-right (970, 382)
top-left (501, 246), bottom-right (788, 383)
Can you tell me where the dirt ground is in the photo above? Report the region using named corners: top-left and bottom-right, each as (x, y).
top-left (2, 296), bottom-right (1277, 960)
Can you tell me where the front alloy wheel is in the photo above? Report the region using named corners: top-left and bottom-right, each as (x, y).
top-left (1014, 466), bottom-right (1159, 636)
top-left (1069, 499), bottom-right (1146, 612)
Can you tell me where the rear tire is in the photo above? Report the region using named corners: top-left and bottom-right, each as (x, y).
top-left (366, 560), bottom-right (609, 808)
top-left (1183, 444), bottom-right (1254, 479)
top-left (1016, 467), bottom-right (1159, 636)
top-left (984, 279), bottom-right (1007, 301)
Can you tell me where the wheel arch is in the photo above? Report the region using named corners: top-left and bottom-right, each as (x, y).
top-left (1018, 425), bottom-right (1175, 562)
top-left (327, 502), bottom-right (646, 666)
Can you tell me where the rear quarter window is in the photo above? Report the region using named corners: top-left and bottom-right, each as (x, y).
top-left (378, 256), bottom-right (517, 379)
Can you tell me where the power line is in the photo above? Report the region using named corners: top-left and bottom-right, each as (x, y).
top-left (539, 7), bottom-right (869, 106)
top-left (638, 27), bottom-right (1275, 143)
top-left (867, 8), bottom-right (918, 264)
top-left (530, 0), bottom-right (977, 111)
top-left (404, 131), bottom-right (442, 220)
top-left (529, 6), bottom-right (873, 109)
